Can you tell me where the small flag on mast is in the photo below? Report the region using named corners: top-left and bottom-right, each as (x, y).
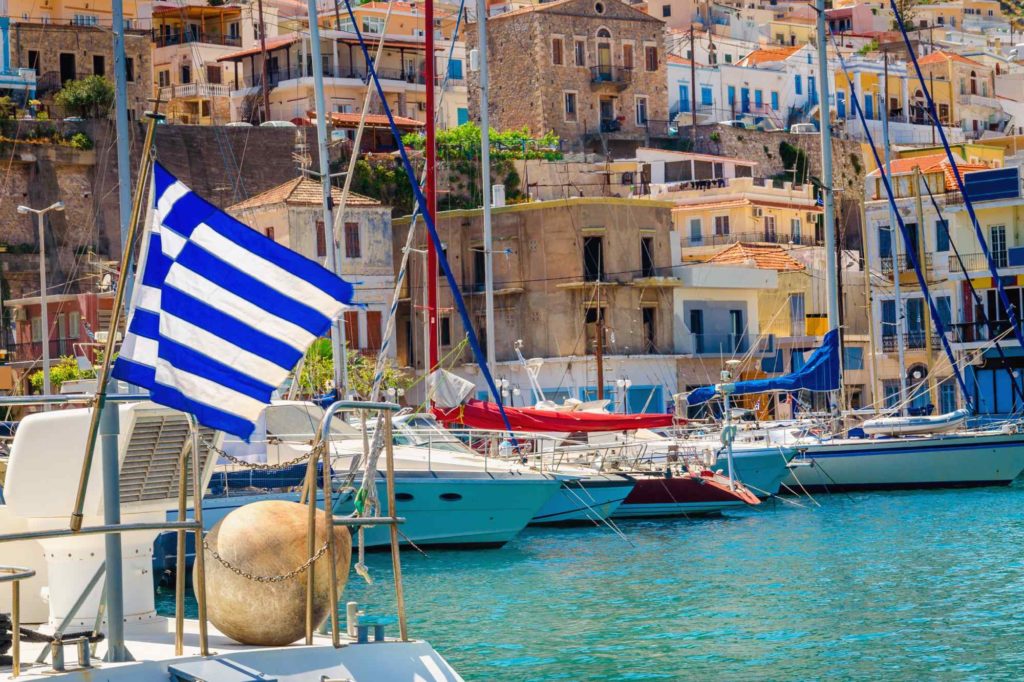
top-left (113, 162), bottom-right (355, 440)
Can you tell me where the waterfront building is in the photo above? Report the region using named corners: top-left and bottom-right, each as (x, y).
top-left (465, 0), bottom-right (670, 154)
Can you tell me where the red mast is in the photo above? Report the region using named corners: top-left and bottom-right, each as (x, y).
top-left (425, 0), bottom-right (439, 372)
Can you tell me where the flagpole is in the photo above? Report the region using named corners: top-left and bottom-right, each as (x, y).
top-left (306, 6), bottom-right (348, 397)
top-left (69, 111), bottom-right (162, 532)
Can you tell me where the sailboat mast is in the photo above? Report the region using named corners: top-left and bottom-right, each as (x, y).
top-left (477, 0), bottom-right (497, 371)
top-left (426, 0), bottom-right (439, 372)
top-left (815, 0), bottom-right (839, 328)
top-left (881, 55), bottom-right (909, 414)
top-left (306, 0), bottom-right (348, 396)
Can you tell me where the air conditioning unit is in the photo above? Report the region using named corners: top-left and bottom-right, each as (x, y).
top-left (752, 207), bottom-right (763, 218)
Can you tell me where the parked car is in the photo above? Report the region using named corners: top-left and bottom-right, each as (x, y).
top-left (718, 120), bottom-right (748, 129)
top-left (224, 121), bottom-right (253, 127)
top-left (789, 123), bottom-right (818, 134)
top-left (260, 120), bottom-right (297, 128)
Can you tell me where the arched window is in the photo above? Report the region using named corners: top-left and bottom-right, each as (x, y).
top-left (970, 70), bottom-right (977, 95)
top-left (596, 27), bottom-right (612, 76)
top-left (597, 28), bottom-right (611, 38)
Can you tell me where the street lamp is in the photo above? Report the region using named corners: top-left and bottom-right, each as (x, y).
top-left (17, 201), bottom-right (65, 398)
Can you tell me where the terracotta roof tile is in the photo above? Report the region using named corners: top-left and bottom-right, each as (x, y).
top-left (705, 242), bottom-right (806, 271)
top-left (228, 176), bottom-right (381, 211)
top-left (918, 50), bottom-right (983, 67)
top-left (218, 35), bottom-right (299, 62)
top-left (866, 153), bottom-right (989, 190)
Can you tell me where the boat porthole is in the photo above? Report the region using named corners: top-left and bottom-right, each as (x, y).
top-left (439, 492), bottom-right (463, 501)
top-left (395, 492), bottom-right (414, 501)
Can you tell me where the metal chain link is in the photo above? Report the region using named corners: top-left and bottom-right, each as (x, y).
top-left (203, 536), bottom-right (330, 583)
top-left (203, 437), bottom-right (320, 472)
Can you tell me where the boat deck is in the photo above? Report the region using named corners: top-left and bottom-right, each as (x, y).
top-left (2, 617), bottom-right (461, 681)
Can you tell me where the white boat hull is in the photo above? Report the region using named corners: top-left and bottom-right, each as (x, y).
top-left (194, 472), bottom-right (561, 549)
top-left (712, 447), bottom-right (795, 497)
top-left (529, 475), bottom-right (635, 525)
top-left (783, 431), bottom-right (1024, 492)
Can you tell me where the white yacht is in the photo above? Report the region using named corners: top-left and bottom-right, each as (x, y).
top-left (0, 401), bottom-right (461, 681)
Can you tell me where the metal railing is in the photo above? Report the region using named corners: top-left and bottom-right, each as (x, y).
top-left (249, 65), bottom-right (425, 89)
top-left (949, 251), bottom-right (1008, 274)
top-left (0, 567), bottom-right (36, 677)
top-left (7, 340), bottom-right (76, 363)
top-left (881, 332), bottom-right (940, 351)
top-left (879, 253), bottom-right (933, 275)
top-left (680, 231), bottom-right (821, 249)
top-left (589, 65), bottom-right (632, 86)
top-left (948, 320), bottom-right (1015, 344)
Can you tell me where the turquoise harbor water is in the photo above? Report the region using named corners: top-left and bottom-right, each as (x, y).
top-left (159, 484), bottom-right (1024, 680)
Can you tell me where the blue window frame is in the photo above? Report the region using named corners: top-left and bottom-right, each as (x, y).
top-left (808, 75), bottom-right (816, 103)
top-left (701, 86), bottom-right (713, 106)
top-left (935, 219), bottom-right (950, 252)
top-left (457, 107), bottom-right (469, 125)
top-left (879, 224), bottom-right (892, 258)
top-left (754, 89), bottom-right (763, 109)
top-left (883, 380), bottom-right (900, 408)
top-left (727, 85), bottom-right (736, 104)
top-left (836, 90), bottom-right (846, 119)
top-left (843, 347), bottom-right (864, 370)
top-left (791, 349), bottom-right (807, 372)
top-left (770, 91), bottom-right (779, 110)
top-left (679, 84), bottom-right (690, 112)
top-left (864, 92), bottom-right (873, 119)
top-left (741, 87), bottom-right (750, 113)
top-left (447, 59), bottom-right (464, 79)
top-left (936, 295), bottom-right (951, 326)
top-left (881, 299), bottom-right (896, 339)
top-left (795, 74), bottom-right (802, 95)
top-left (940, 380), bottom-right (957, 414)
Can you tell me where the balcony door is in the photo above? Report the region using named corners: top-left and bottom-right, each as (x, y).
top-left (730, 309), bottom-right (744, 353)
top-left (763, 215), bottom-right (777, 242)
top-left (690, 309), bottom-right (704, 353)
top-left (906, 297), bottom-right (925, 348)
top-left (990, 225), bottom-right (1007, 267)
top-left (597, 31), bottom-right (612, 79)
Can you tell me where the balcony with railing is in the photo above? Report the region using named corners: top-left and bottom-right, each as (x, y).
top-left (254, 64), bottom-right (426, 89)
top-left (687, 333), bottom-right (775, 356)
top-left (7, 339), bottom-right (75, 364)
top-left (948, 320), bottom-right (1015, 345)
top-left (881, 331), bottom-right (940, 352)
top-left (681, 230), bottom-right (822, 249)
top-left (153, 31), bottom-right (242, 48)
top-left (158, 82), bottom-right (231, 100)
top-left (589, 66), bottom-right (631, 91)
top-left (948, 251), bottom-right (1009, 275)
top-left (879, 253), bottom-right (933, 276)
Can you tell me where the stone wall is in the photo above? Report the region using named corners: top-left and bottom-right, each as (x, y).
top-left (10, 23), bottom-right (153, 120)
top-left (468, 0), bottom-right (668, 150)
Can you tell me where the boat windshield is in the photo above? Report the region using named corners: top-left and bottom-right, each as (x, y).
top-left (265, 404), bottom-right (360, 441)
top-left (394, 415), bottom-right (473, 452)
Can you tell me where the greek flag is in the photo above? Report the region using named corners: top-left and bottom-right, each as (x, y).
top-left (113, 163), bottom-right (355, 440)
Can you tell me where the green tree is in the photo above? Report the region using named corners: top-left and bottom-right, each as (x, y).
top-left (296, 338), bottom-right (411, 400)
top-left (54, 76), bottom-right (115, 118)
top-left (29, 356), bottom-right (95, 393)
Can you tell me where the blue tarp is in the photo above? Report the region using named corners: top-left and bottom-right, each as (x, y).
top-left (687, 329), bottom-right (841, 405)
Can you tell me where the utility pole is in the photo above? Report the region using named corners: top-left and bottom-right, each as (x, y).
top-left (477, 0), bottom-right (497, 371)
top-left (256, 0), bottom-right (271, 122)
top-left (689, 26), bottom-right (698, 143)
top-left (17, 202), bottom-right (64, 400)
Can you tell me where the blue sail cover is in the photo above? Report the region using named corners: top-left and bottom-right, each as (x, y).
top-left (687, 329), bottom-right (841, 405)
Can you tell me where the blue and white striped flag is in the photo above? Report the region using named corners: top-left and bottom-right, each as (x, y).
top-left (113, 162), bottom-right (356, 440)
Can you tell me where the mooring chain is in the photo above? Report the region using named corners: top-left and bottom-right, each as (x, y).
top-left (202, 536), bottom-right (330, 583)
top-left (202, 437), bottom-right (321, 472)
